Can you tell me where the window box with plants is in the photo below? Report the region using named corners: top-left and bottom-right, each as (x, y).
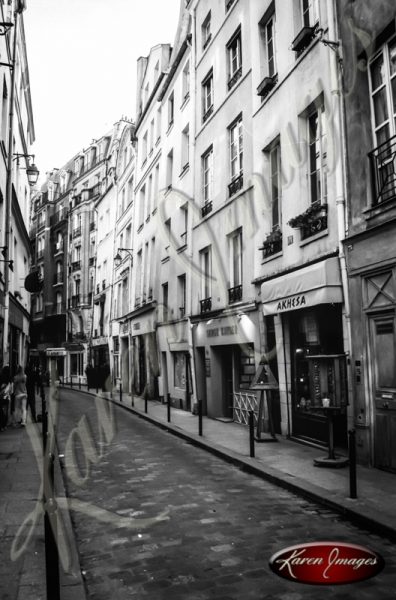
top-left (259, 227), bottom-right (282, 259)
top-left (288, 202), bottom-right (328, 241)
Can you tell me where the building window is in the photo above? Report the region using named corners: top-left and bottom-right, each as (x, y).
top-left (178, 274), bottom-right (186, 318)
top-left (139, 185), bottom-right (146, 227)
top-left (166, 149), bottom-right (173, 190)
top-left (202, 11), bottom-right (211, 50)
top-left (182, 61), bottom-right (190, 101)
top-left (229, 116), bottom-right (243, 195)
top-left (270, 143), bottom-right (281, 228)
top-left (181, 125), bottom-right (189, 171)
top-left (200, 246), bottom-right (212, 309)
top-left (142, 131), bottom-right (148, 163)
top-left (180, 206), bottom-right (188, 246)
top-left (70, 353), bottom-right (84, 376)
top-left (226, 0), bottom-right (235, 13)
top-left (150, 118), bottom-right (155, 152)
top-left (202, 69), bottom-right (214, 123)
top-left (369, 37), bottom-right (396, 204)
top-left (168, 92), bottom-right (174, 129)
top-left (308, 105), bottom-right (327, 205)
top-left (156, 107), bottom-right (161, 142)
top-left (202, 146), bottom-right (214, 208)
top-left (228, 229), bottom-right (242, 303)
top-left (227, 27), bottom-right (242, 90)
top-left (147, 174), bottom-right (153, 217)
top-left (301, 0), bottom-right (319, 27)
top-left (162, 282), bottom-right (169, 321)
top-left (1, 77), bottom-right (8, 145)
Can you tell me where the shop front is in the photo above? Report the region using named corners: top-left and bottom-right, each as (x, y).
top-left (193, 309), bottom-right (260, 419)
top-left (261, 257), bottom-right (348, 448)
top-left (157, 319), bottom-right (194, 411)
top-left (130, 309), bottom-right (159, 399)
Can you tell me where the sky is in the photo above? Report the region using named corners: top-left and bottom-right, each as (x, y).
top-left (24, 0), bottom-right (181, 179)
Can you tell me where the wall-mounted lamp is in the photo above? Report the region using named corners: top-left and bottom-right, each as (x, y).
top-left (114, 247), bottom-right (133, 267)
top-left (13, 153), bottom-right (40, 186)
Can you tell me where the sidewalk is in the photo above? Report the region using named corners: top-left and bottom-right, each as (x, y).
top-left (77, 387), bottom-right (396, 542)
top-left (0, 420), bottom-right (86, 600)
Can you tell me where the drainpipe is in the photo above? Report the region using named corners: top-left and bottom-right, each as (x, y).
top-left (325, 1), bottom-right (353, 420)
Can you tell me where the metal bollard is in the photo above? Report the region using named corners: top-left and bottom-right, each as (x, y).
top-left (44, 452), bottom-right (60, 600)
top-left (167, 393), bottom-right (171, 423)
top-left (249, 411), bottom-right (255, 458)
top-left (70, 377), bottom-right (73, 389)
top-left (145, 395), bottom-right (148, 413)
top-left (119, 382), bottom-right (123, 403)
top-left (198, 400), bottom-right (203, 437)
top-left (349, 429), bottom-right (357, 499)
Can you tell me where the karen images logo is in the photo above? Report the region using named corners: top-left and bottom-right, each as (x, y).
top-left (269, 542), bottom-right (385, 585)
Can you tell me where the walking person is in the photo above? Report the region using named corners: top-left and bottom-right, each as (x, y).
top-left (13, 365), bottom-right (28, 427)
top-left (0, 365), bottom-right (12, 431)
top-left (25, 364), bottom-right (37, 423)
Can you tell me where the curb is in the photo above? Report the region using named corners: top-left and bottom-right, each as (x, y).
top-left (61, 386), bottom-right (396, 543)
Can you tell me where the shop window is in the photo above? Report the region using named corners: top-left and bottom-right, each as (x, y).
top-left (238, 344), bottom-right (255, 390)
top-left (70, 353), bottom-right (83, 376)
top-left (174, 352), bottom-right (187, 389)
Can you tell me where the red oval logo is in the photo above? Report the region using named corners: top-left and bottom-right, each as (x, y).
top-left (269, 542), bottom-right (385, 585)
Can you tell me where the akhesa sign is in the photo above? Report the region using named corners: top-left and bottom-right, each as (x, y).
top-left (269, 542), bottom-right (385, 585)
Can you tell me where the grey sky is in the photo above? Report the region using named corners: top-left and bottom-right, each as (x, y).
top-left (24, 0), bottom-right (180, 178)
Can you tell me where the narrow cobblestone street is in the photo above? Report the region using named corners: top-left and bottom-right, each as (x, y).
top-left (55, 389), bottom-right (396, 600)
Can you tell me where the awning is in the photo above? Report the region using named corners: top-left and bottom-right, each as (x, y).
top-left (261, 257), bottom-right (343, 315)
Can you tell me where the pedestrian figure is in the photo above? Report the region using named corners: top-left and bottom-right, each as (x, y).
top-left (13, 365), bottom-right (28, 426)
top-left (25, 364), bottom-right (37, 423)
top-left (0, 365), bottom-right (12, 431)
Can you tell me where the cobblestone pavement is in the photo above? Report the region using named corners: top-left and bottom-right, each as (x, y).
top-left (56, 389), bottom-right (396, 600)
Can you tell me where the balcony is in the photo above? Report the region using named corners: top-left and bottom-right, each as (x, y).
top-left (228, 284), bottom-right (242, 304)
top-left (203, 104), bottom-right (214, 124)
top-left (259, 229), bottom-right (283, 259)
top-left (71, 260), bottom-right (81, 272)
top-left (228, 173), bottom-right (243, 197)
top-left (200, 297), bottom-right (212, 313)
top-left (201, 201), bottom-right (213, 218)
top-left (228, 66), bottom-right (242, 91)
top-left (288, 202), bottom-right (328, 241)
top-left (369, 134), bottom-right (396, 206)
top-left (72, 226), bottom-right (82, 239)
top-left (53, 272), bottom-right (63, 285)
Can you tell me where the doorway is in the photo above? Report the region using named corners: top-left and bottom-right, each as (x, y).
top-left (369, 312), bottom-right (396, 471)
top-left (221, 347), bottom-right (234, 419)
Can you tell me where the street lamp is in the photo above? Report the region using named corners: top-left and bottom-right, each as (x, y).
top-left (114, 248), bottom-right (133, 267)
top-left (13, 153), bottom-right (40, 186)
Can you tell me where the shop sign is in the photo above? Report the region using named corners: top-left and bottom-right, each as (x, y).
top-left (276, 295), bottom-right (306, 312)
top-left (207, 325), bottom-right (238, 338)
top-left (46, 348), bottom-right (67, 357)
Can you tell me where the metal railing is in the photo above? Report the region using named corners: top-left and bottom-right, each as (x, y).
top-left (201, 200), bottom-right (213, 218)
top-left (200, 297), bottom-right (212, 313)
top-left (72, 227), bottom-right (82, 238)
top-left (228, 284), bottom-right (242, 304)
top-left (228, 172), bottom-right (243, 197)
top-left (71, 260), bottom-right (81, 272)
top-left (369, 134), bottom-right (396, 205)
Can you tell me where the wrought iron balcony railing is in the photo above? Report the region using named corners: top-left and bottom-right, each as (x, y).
top-left (228, 284), bottom-right (242, 304)
top-left (228, 172), bottom-right (243, 197)
top-left (259, 230), bottom-right (283, 259)
top-left (200, 297), bottom-right (212, 313)
top-left (72, 226), bottom-right (82, 238)
top-left (369, 134), bottom-right (396, 206)
top-left (201, 200), bottom-right (213, 218)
